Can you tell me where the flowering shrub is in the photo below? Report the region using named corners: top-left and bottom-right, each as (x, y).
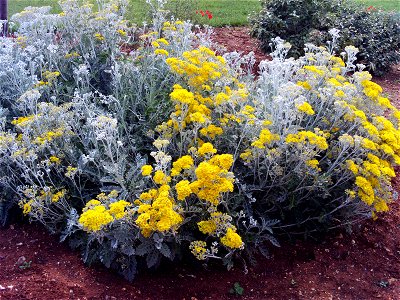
top-left (250, 0), bottom-right (400, 76)
top-left (1, 0), bottom-right (398, 280)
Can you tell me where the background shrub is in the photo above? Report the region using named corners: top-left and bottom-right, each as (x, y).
top-left (250, 0), bottom-right (400, 76)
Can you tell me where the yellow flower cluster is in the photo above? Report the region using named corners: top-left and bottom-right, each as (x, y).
top-left (34, 127), bottom-right (66, 145)
top-left (362, 79), bottom-right (383, 100)
top-left (49, 156), bottom-right (61, 164)
top-left (303, 65), bottom-right (325, 76)
top-left (372, 116), bottom-right (400, 164)
top-left (34, 80), bottom-right (49, 88)
top-left (171, 155), bottom-right (194, 176)
top-left (153, 170), bottom-right (171, 185)
top-left (153, 37), bottom-right (170, 57)
top-left (162, 21), bottom-right (181, 32)
top-left (11, 115), bottom-right (36, 127)
top-left (306, 159), bottom-right (320, 171)
top-left (137, 47), bottom-right (245, 250)
top-left (135, 185), bottom-right (183, 237)
top-left (220, 228), bottom-right (244, 249)
top-left (141, 165), bottom-right (153, 176)
top-left (117, 29), bottom-right (127, 37)
top-left (42, 71), bottom-right (61, 85)
top-left (189, 241), bottom-right (208, 260)
top-left (346, 160), bottom-right (359, 175)
top-left (22, 200), bottom-right (33, 215)
top-left (94, 33), bottom-right (105, 41)
top-left (197, 142), bottom-right (217, 156)
top-left (166, 46), bottom-right (227, 89)
top-left (285, 130), bottom-right (329, 150)
top-left (355, 176), bottom-right (375, 206)
top-left (296, 102), bottom-right (315, 115)
top-left (175, 180), bottom-right (192, 201)
top-left (251, 128), bottom-right (280, 149)
top-left (302, 58), bottom-right (400, 215)
top-left (51, 189), bottom-right (66, 203)
top-left (332, 75), bottom-right (400, 214)
top-left (199, 124), bottom-right (223, 139)
top-left (197, 211), bottom-right (233, 235)
top-left (154, 49), bottom-right (169, 56)
top-left (109, 200), bottom-right (131, 219)
top-left (79, 204), bottom-right (114, 232)
top-left (167, 84), bottom-right (211, 128)
top-left (65, 51), bottom-right (80, 59)
top-left (156, 47), bottom-right (250, 146)
top-left (190, 152), bottom-right (234, 206)
top-left (78, 192), bottom-right (130, 232)
top-left (297, 80), bottom-right (312, 90)
top-left (19, 187), bottom-right (68, 217)
top-left (198, 220), bottom-right (217, 234)
top-left (65, 166), bottom-right (78, 178)
top-left (196, 211), bottom-right (243, 252)
top-left (346, 152), bottom-right (395, 212)
top-left (16, 36), bottom-right (27, 48)
top-left (329, 56), bottom-right (346, 67)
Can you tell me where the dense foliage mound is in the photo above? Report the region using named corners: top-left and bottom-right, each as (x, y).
top-left (250, 0), bottom-right (400, 76)
top-left (0, 0), bottom-right (399, 280)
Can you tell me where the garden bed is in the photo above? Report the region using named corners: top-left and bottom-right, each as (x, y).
top-left (1, 26), bottom-right (400, 300)
top-left (1, 182), bottom-right (400, 299)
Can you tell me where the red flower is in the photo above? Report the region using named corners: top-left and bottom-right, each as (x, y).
top-left (195, 9), bottom-right (213, 19)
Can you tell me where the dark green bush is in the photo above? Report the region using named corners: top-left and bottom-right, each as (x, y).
top-left (250, 0), bottom-right (400, 76)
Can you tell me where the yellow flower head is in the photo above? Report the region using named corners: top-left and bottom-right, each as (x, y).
top-left (154, 49), bottom-right (169, 56)
top-left (94, 33), bottom-right (105, 41)
top-left (220, 228), bottom-right (243, 249)
top-left (198, 142), bottom-right (217, 156)
top-left (175, 180), bottom-right (192, 200)
top-left (49, 156), bottom-right (61, 164)
top-left (109, 200), bottom-right (130, 219)
top-left (153, 170), bottom-right (171, 185)
top-left (296, 102), bottom-right (315, 115)
top-left (190, 241), bottom-right (208, 260)
top-left (141, 165), bottom-right (153, 176)
top-left (306, 159), bottom-right (320, 170)
top-left (22, 200), bottom-right (33, 215)
top-left (297, 81), bottom-right (312, 90)
top-left (198, 220), bottom-right (217, 234)
top-left (79, 205), bottom-right (113, 232)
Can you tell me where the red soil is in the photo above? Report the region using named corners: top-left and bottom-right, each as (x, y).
top-left (1, 27), bottom-right (400, 300)
top-left (212, 27), bottom-right (270, 69)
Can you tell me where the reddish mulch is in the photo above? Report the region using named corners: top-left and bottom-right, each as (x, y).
top-left (212, 27), bottom-right (270, 68)
top-left (373, 66), bottom-right (400, 105)
top-left (1, 27), bottom-right (400, 300)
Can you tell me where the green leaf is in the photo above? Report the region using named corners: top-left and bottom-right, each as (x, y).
top-left (159, 243), bottom-right (171, 259)
top-left (136, 242), bottom-right (154, 256)
top-left (234, 282), bottom-right (244, 295)
top-left (146, 251), bottom-right (161, 268)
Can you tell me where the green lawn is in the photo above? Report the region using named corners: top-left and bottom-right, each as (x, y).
top-left (357, 0), bottom-right (399, 11)
top-left (8, 0), bottom-right (400, 27)
top-left (9, 1), bottom-right (61, 17)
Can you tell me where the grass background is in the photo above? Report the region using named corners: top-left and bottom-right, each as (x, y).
top-left (8, 0), bottom-right (400, 27)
